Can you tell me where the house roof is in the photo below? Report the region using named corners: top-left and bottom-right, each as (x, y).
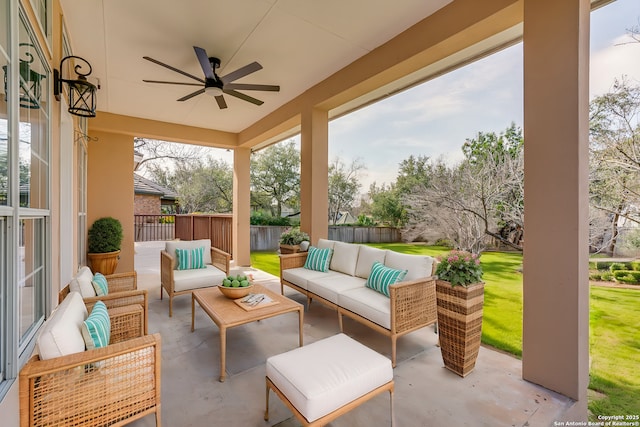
top-left (134, 173), bottom-right (179, 201)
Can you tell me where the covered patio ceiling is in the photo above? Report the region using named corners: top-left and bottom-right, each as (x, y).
top-left (59, 0), bottom-right (524, 148)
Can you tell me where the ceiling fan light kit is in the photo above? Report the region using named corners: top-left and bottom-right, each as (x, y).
top-left (143, 46), bottom-right (280, 109)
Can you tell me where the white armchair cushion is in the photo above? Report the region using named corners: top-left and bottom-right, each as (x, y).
top-left (384, 251), bottom-right (434, 281)
top-left (329, 242), bottom-right (360, 276)
top-left (165, 239), bottom-right (212, 267)
top-left (173, 264), bottom-right (226, 292)
top-left (355, 246), bottom-right (387, 279)
top-left (37, 292), bottom-right (88, 360)
top-left (69, 266), bottom-right (96, 298)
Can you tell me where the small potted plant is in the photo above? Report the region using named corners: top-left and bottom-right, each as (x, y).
top-left (434, 250), bottom-right (484, 377)
top-left (279, 227), bottom-right (310, 254)
top-left (87, 217), bottom-right (123, 275)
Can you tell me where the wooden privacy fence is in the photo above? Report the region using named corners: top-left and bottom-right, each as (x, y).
top-left (175, 214), bottom-right (233, 256)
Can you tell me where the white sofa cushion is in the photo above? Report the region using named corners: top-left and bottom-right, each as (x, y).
top-left (266, 333), bottom-right (393, 423)
top-left (307, 275), bottom-right (365, 304)
top-left (69, 266), bottom-right (96, 298)
top-left (384, 251), bottom-right (434, 281)
top-left (316, 238), bottom-right (336, 250)
top-left (173, 264), bottom-right (226, 292)
top-left (37, 292), bottom-right (88, 360)
top-left (165, 239), bottom-right (212, 267)
top-left (329, 242), bottom-right (360, 276)
top-left (282, 267), bottom-right (341, 291)
top-left (338, 287), bottom-right (391, 329)
top-left (355, 246), bottom-right (387, 279)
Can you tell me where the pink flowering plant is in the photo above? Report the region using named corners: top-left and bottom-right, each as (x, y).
top-left (435, 250), bottom-right (483, 287)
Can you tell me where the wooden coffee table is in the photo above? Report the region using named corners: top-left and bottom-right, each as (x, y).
top-left (191, 284), bottom-right (304, 382)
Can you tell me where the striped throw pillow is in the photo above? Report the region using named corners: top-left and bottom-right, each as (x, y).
top-left (91, 272), bottom-right (109, 296)
top-left (176, 246), bottom-right (206, 270)
top-left (303, 246), bottom-right (333, 272)
top-left (81, 301), bottom-right (111, 350)
top-left (365, 261), bottom-right (407, 297)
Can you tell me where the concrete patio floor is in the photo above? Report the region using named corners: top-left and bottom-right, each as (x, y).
top-left (129, 242), bottom-right (579, 427)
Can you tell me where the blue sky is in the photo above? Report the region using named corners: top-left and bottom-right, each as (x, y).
top-left (327, 0), bottom-right (640, 191)
top-left (206, 0), bottom-right (640, 193)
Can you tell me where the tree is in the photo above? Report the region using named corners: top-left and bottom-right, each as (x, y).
top-left (404, 124), bottom-right (524, 253)
top-left (328, 157), bottom-right (365, 224)
top-left (133, 138), bottom-right (207, 173)
top-left (589, 77), bottom-right (640, 254)
top-left (250, 140), bottom-right (300, 217)
top-left (148, 156), bottom-right (233, 213)
top-left (367, 182), bottom-right (407, 227)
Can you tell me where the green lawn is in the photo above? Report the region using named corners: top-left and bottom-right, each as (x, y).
top-left (250, 244), bottom-right (640, 417)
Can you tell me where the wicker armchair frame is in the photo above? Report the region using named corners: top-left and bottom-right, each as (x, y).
top-left (160, 246), bottom-right (231, 316)
top-left (280, 251), bottom-right (438, 367)
top-left (19, 304), bottom-right (162, 427)
top-left (59, 271), bottom-right (149, 334)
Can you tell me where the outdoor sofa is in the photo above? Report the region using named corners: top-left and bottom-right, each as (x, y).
top-left (280, 238), bottom-right (437, 367)
top-left (160, 238), bottom-right (231, 316)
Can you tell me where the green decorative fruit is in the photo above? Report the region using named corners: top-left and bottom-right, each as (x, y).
top-left (222, 279), bottom-right (231, 287)
top-left (231, 279), bottom-right (240, 287)
top-left (240, 280), bottom-right (249, 287)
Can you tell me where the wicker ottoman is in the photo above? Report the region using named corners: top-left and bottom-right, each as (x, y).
top-left (264, 333), bottom-right (394, 426)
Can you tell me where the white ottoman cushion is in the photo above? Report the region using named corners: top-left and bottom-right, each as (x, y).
top-left (266, 333), bottom-right (393, 423)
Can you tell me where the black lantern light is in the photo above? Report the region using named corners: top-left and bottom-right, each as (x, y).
top-left (54, 55), bottom-right (98, 117)
top-left (2, 43), bottom-right (46, 109)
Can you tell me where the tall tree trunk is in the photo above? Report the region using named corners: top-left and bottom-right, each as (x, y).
top-left (608, 204), bottom-right (623, 255)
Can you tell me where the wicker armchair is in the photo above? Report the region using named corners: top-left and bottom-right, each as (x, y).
top-left (161, 242), bottom-right (231, 316)
top-left (59, 271), bottom-right (149, 334)
top-left (20, 304), bottom-right (162, 427)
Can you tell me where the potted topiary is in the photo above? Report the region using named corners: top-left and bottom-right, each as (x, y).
top-left (435, 250), bottom-right (484, 377)
top-left (87, 216), bottom-right (123, 275)
top-left (279, 227), bottom-right (310, 254)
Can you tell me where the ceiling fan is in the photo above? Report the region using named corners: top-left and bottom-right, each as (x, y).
top-left (142, 46), bottom-right (280, 109)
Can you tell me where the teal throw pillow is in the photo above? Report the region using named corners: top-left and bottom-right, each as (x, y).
top-left (176, 246), bottom-right (206, 270)
top-left (365, 261), bottom-right (407, 297)
top-left (92, 272), bottom-right (109, 296)
top-left (81, 301), bottom-right (111, 350)
top-left (303, 246), bottom-right (333, 272)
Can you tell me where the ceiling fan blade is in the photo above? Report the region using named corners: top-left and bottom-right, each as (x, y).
top-left (177, 88), bottom-right (205, 102)
top-left (143, 56), bottom-right (205, 83)
top-left (193, 46), bottom-right (215, 80)
top-left (215, 95), bottom-right (227, 109)
top-left (224, 89), bottom-right (264, 106)
top-left (224, 83), bottom-right (280, 92)
top-left (220, 62), bottom-right (262, 84)
top-left (143, 80), bottom-right (203, 87)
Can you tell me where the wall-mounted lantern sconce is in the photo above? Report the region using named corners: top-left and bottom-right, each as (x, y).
top-left (2, 43), bottom-right (45, 109)
top-left (54, 55), bottom-right (98, 117)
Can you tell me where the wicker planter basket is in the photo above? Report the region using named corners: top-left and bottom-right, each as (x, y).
top-left (436, 280), bottom-right (484, 377)
top-left (279, 244), bottom-right (300, 254)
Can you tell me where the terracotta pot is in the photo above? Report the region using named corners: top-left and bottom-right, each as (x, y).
top-left (279, 244), bottom-right (300, 254)
top-left (87, 250), bottom-right (120, 275)
top-left (436, 280), bottom-right (484, 377)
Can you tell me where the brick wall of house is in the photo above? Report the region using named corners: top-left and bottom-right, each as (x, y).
top-left (135, 194), bottom-right (161, 215)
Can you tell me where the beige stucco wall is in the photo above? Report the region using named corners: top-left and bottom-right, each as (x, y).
top-left (87, 131), bottom-right (135, 273)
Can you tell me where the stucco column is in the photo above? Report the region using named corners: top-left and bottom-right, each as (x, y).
top-left (522, 0), bottom-right (590, 407)
top-left (233, 147), bottom-right (251, 266)
top-left (86, 131), bottom-right (135, 273)
top-left (300, 107), bottom-right (329, 244)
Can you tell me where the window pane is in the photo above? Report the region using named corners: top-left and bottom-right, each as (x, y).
top-left (18, 217), bottom-right (45, 343)
top-left (0, 0), bottom-right (7, 54)
top-left (0, 216), bottom-right (5, 382)
top-left (17, 20), bottom-right (49, 209)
